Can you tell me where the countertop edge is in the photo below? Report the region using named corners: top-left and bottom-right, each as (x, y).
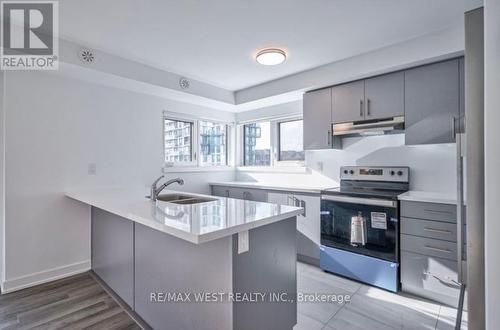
top-left (397, 191), bottom-right (457, 205)
top-left (65, 190), bottom-right (303, 245)
top-left (209, 182), bottom-right (336, 194)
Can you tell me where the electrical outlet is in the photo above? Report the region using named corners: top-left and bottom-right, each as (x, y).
top-left (88, 163), bottom-right (97, 175)
top-left (238, 230), bottom-right (249, 254)
top-left (317, 161), bottom-right (324, 172)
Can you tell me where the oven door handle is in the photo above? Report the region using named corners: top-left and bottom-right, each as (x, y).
top-left (321, 195), bottom-right (397, 208)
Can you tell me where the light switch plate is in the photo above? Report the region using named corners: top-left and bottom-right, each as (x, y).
top-left (238, 230), bottom-right (249, 254)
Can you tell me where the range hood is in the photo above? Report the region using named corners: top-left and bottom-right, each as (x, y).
top-left (332, 116), bottom-right (405, 137)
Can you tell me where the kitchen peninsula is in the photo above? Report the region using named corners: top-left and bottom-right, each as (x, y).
top-left (66, 187), bottom-right (303, 330)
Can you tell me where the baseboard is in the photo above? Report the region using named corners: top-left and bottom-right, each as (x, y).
top-left (297, 254), bottom-right (320, 267)
top-left (0, 260), bottom-right (91, 294)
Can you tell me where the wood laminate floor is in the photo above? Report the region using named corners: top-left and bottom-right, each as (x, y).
top-left (0, 272), bottom-right (141, 330)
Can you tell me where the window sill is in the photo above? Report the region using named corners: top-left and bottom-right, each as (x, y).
top-left (236, 166), bottom-right (308, 174)
top-left (162, 165), bottom-right (235, 173)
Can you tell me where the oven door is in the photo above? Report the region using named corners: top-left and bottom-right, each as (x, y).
top-left (320, 194), bottom-right (399, 262)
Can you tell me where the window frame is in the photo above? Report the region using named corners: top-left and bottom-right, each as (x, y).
top-left (276, 118), bottom-right (305, 165)
top-left (242, 121), bottom-right (272, 167)
top-left (238, 116), bottom-right (304, 168)
top-left (198, 120), bottom-right (229, 167)
top-left (163, 111), bottom-right (232, 169)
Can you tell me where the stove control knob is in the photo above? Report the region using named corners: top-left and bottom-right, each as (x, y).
top-left (397, 171), bottom-right (403, 176)
top-left (343, 170), bottom-right (348, 174)
top-left (390, 171), bottom-right (395, 176)
top-left (349, 170), bottom-right (354, 175)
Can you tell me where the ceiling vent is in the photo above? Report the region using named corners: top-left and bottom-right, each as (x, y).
top-left (179, 77), bottom-right (190, 89)
top-left (78, 48), bottom-right (95, 64)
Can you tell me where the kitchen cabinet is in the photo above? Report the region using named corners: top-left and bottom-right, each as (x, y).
top-left (331, 80), bottom-right (365, 124)
top-left (303, 88), bottom-right (332, 150)
top-left (211, 185), bottom-right (267, 202)
top-left (405, 59), bottom-right (461, 145)
top-left (400, 200), bottom-right (465, 307)
top-left (364, 72), bottom-right (404, 120)
top-left (268, 191), bottom-right (321, 262)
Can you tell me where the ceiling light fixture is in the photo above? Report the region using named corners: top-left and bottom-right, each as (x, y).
top-left (255, 48), bottom-right (286, 66)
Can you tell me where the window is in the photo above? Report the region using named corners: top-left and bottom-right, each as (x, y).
top-left (244, 121), bottom-right (271, 166)
top-left (164, 118), bottom-right (194, 163)
top-left (278, 120), bottom-right (304, 161)
top-left (163, 113), bottom-right (230, 167)
top-left (199, 121), bottom-right (227, 166)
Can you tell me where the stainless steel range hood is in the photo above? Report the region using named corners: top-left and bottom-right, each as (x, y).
top-left (332, 116), bottom-right (405, 137)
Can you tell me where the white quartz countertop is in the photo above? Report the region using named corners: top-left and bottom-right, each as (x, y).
top-left (398, 191), bottom-right (457, 205)
top-left (66, 187), bottom-right (303, 244)
top-left (209, 181), bottom-right (337, 194)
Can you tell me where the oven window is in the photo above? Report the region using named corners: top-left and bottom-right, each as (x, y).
top-left (320, 200), bottom-right (398, 261)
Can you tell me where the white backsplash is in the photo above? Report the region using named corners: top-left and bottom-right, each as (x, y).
top-left (238, 134), bottom-right (457, 194)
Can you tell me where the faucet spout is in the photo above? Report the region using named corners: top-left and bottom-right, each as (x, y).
top-left (150, 177), bottom-right (184, 201)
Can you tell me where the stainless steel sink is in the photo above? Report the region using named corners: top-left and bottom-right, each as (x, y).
top-left (169, 197), bottom-right (217, 204)
top-left (154, 194), bottom-right (217, 204)
top-left (155, 194), bottom-right (196, 202)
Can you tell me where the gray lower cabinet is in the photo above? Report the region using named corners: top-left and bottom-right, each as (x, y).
top-left (211, 185), bottom-right (267, 202)
top-left (400, 200), bottom-right (464, 307)
top-left (91, 208), bottom-right (135, 308)
top-left (303, 88), bottom-right (332, 150)
top-left (405, 59), bottom-right (462, 145)
top-left (364, 71), bottom-right (404, 120)
top-left (268, 191), bottom-right (321, 263)
top-left (332, 80), bottom-right (365, 124)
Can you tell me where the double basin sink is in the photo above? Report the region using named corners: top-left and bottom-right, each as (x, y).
top-left (154, 193), bottom-right (217, 205)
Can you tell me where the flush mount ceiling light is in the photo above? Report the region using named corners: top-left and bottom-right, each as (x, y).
top-left (255, 48), bottom-right (286, 66)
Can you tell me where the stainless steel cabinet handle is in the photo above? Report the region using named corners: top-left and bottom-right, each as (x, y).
top-left (424, 227), bottom-right (453, 234)
top-left (300, 199), bottom-right (306, 217)
top-left (327, 130), bottom-right (331, 146)
top-left (366, 98), bottom-right (371, 116)
top-left (424, 245), bottom-right (452, 253)
top-left (359, 100), bottom-right (363, 117)
top-left (424, 209), bottom-right (453, 215)
top-left (451, 116), bottom-right (456, 141)
top-left (225, 189), bottom-right (230, 197)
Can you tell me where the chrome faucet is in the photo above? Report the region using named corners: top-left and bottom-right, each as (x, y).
top-left (150, 175), bottom-right (184, 201)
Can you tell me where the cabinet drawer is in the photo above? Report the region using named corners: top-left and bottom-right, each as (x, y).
top-left (401, 201), bottom-right (456, 223)
top-left (401, 217), bottom-right (457, 242)
top-left (401, 251), bottom-right (461, 307)
top-left (401, 234), bottom-right (457, 261)
top-left (211, 185), bottom-right (230, 197)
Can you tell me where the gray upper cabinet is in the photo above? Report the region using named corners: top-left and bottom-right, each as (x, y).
top-left (303, 88), bottom-right (332, 150)
top-left (405, 59), bottom-right (461, 145)
top-left (364, 72), bottom-right (404, 120)
top-left (332, 80), bottom-right (365, 124)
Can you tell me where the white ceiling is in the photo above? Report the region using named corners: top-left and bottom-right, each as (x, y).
top-left (59, 0), bottom-right (464, 91)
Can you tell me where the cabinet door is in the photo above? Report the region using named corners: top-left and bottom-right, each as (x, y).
top-left (241, 188), bottom-right (268, 202)
top-left (332, 80), bottom-right (365, 124)
top-left (211, 185), bottom-right (230, 197)
top-left (303, 88), bottom-right (332, 150)
top-left (293, 193), bottom-right (321, 260)
top-left (405, 59), bottom-right (460, 145)
top-left (364, 72), bottom-right (404, 120)
top-left (267, 191), bottom-right (289, 206)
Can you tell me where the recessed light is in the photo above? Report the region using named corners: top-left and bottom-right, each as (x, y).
top-left (256, 48), bottom-right (286, 66)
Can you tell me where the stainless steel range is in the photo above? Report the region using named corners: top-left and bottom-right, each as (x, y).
top-left (320, 166), bottom-right (409, 292)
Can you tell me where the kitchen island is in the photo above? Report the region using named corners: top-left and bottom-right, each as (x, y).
top-left (66, 187), bottom-right (303, 330)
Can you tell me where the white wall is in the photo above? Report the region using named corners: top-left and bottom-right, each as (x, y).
top-left (484, 0), bottom-right (500, 328)
top-left (1, 70), bottom-right (235, 292)
top-left (236, 101), bottom-right (457, 194)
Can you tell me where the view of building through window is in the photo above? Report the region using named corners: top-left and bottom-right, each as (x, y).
top-left (279, 120), bottom-right (305, 161)
top-left (164, 119), bottom-right (193, 163)
top-left (244, 122), bottom-right (271, 166)
top-left (199, 121), bottom-right (227, 166)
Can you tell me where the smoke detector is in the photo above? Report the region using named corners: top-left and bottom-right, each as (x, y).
top-left (179, 77), bottom-right (190, 89)
top-left (78, 48), bottom-right (95, 64)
